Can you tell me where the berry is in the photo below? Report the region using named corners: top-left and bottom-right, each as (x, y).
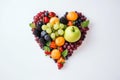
top-left (33, 29), bottom-right (40, 37)
top-left (49, 12), bottom-right (56, 17)
top-left (41, 31), bottom-right (47, 37)
top-left (44, 17), bottom-right (50, 23)
top-left (36, 21), bottom-right (43, 31)
top-left (45, 51), bottom-right (51, 55)
top-left (39, 38), bottom-right (46, 46)
top-left (60, 17), bottom-right (68, 24)
top-left (44, 35), bottom-right (51, 41)
top-left (58, 47), bottom-right (63, 52)
top-left (57, 63), bottom-right (63, 69)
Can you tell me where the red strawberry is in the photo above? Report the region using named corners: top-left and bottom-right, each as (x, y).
top-left (49, 12), bottom-right (56, 17)
top-left (57, 63), bottom-right (63, 69)
top-left (45, 51), bottom-right (51, 55)
top-left (44, 17), bottom-right (50, 23)
top-left (58, 47), bottom-right (63, 52)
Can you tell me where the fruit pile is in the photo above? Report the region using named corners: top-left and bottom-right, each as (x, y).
top-left (29, 10), bottom-right (89, 69)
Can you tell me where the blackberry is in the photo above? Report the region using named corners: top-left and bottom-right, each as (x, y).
top-left (39, 38), bottom-right (46, 46)
top-left (60, 17), bottom-right (68, 25)
top-left (33, 29), bottom-right (41, 38)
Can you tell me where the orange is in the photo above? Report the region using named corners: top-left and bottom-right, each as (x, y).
top-left (50, 17), bottom-right (59, 25)
top-left (55, 37), bottom-right (65, 46)
top-left (57, 57), bottom-right (65, 63)
top-left (66, 11), bottom-right (78, 21)
top-left (51, 49), bottom-right (61, 59)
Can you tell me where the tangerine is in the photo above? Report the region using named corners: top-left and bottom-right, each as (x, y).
top-left (66, 11), bottom-right (78, 21)
top-left (51, 49), bottom-right (61, 59)
top-left (55, 37), bottom-right (65, 46)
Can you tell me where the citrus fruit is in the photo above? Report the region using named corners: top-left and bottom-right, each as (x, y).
top-left (51, 49), bottom-right (61, 59)
top-left (55, 37), bottom-right (65, 46)
top-left (66, 11), bottom-right (78, 21)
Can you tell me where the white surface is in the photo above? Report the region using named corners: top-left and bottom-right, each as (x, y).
top-left (0, 0), bottom-right (120, 80)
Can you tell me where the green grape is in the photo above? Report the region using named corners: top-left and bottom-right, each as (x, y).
top-left (53, 23), bottom-right (60, 30)
top-left (55, 31), bottom-right (59, 37)
top-left (42, 25), bottom-right (48, 30)
top-left (60, 23), bottom-right (65, 29)
top-left (50, 33), bottom-right (56, 40)
top-left (46, 28), bottom-right (52, 33)
top-left (58, 29), bottom-right (64, 35)
top-left (47, 23), bottom-right (52, 28)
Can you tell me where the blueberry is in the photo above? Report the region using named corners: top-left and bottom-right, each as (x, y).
top-left (36, 21), bottom-right (43, 31)
top-left (33, 29), bottom-right (40, 37)
top-left (41, 31), bottom-right (47, 37)
top-left (60, 17), bottom-right (68, 25)
top-left (44, 35), bottom-right (51, 41)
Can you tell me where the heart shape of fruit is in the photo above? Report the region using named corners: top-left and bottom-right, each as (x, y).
top-left (29, 10), bottom-right (90, 69)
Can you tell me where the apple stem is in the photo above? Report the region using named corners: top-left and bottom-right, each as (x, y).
top-left (72, 27), bottom-right (75, 32)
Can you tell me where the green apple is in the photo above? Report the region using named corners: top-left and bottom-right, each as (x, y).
top-left (64, 26), bottom-right (81, 42)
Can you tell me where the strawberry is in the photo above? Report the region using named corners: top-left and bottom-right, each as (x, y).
top-left (44, 17), bottom-right (50, 23)
top-left (57, 63), bottom-right (63, 69)
top-left (49, 12), bottom-right (56, 17)
top-left (45, 51), bottom-right (51, 55)
top-left (58, 47), bottom-right (63, 52)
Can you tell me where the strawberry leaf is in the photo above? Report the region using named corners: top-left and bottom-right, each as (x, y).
top-left (43, 46), bottom-right (50, 52)
top-left (46, 41), bottom-right (51, 47)
top-left (62, 49), bottom-right (68, 57)
top-left (81, 20), bottom-right (90, 28)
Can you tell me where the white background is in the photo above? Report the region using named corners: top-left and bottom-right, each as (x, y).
top-left (0, 0), bottom-right (120, 80)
